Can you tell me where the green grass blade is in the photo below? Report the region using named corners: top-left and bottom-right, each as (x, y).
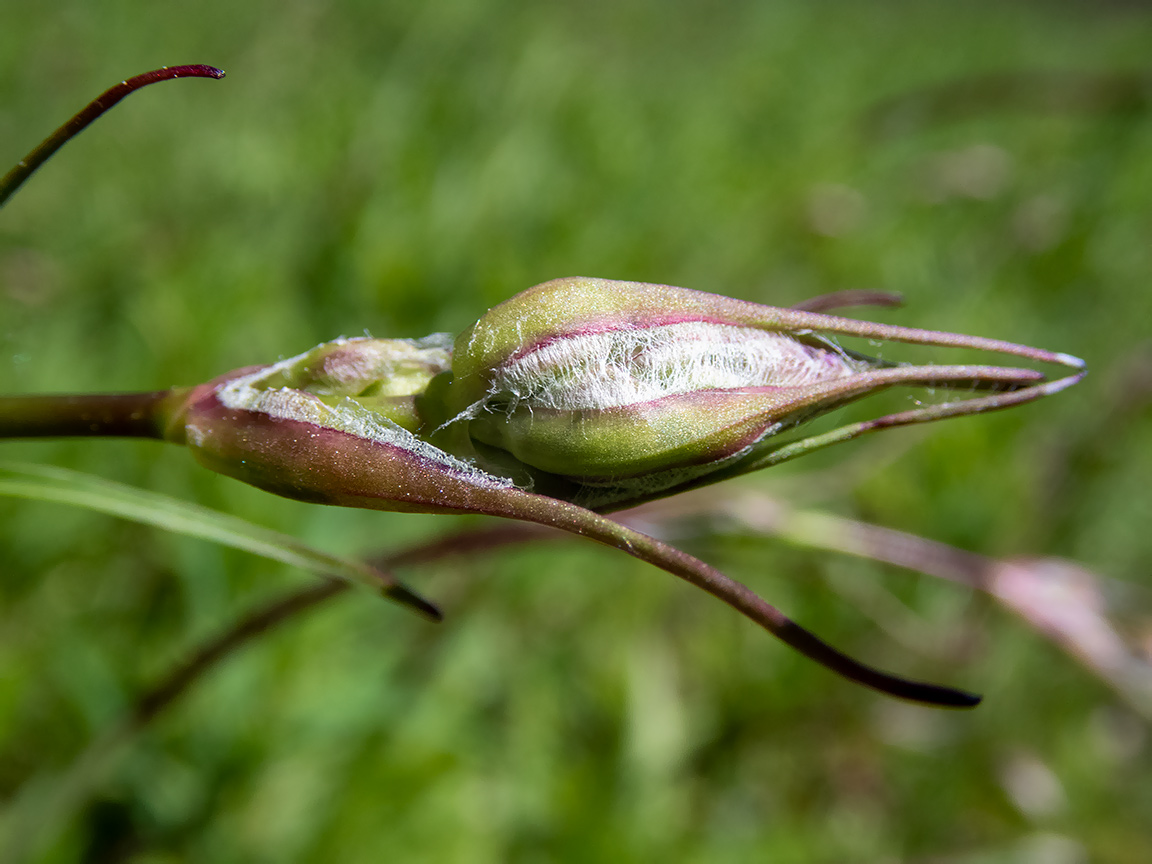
top-left (0, 461), bottom-right (440, 620)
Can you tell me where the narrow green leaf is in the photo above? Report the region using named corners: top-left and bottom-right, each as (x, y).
top-left (0, 461), bottom-right (440, 620)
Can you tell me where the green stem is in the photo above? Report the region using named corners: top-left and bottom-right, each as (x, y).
top-left (0, 390), bottom-right (186, 440)
top-left (0, 65), bottom-right (225, 208)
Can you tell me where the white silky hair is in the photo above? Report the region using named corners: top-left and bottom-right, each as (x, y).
top-left (490, 321), bottom-right (860, 411)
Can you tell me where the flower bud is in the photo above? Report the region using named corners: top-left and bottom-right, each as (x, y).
top-left (166, 277), bottom-right (1082, 516)
top-left (164, 334), bottom-right (517, 511)
top-left (463, 318), bottom-right (862, 476)
top-left (426, 277), bottom-right (1082, 508)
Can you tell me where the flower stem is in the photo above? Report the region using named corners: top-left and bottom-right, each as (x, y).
top-left (465, 484), bottom-right (981, 706)
top-left (0, 65), bottom-right (225, 208)
top-left (0, 390), bottom-right (185, 440)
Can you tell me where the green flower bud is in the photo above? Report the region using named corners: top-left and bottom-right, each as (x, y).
top-left (425, 277), bottom-right (1083, 508)
top-left (169, 334), bottom-right (515, 514)
top-left (462, 319), bottom-right (862, 477)
top-left (167, 276), bottom-right (1083, 517)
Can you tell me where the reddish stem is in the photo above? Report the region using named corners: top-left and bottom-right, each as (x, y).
top-left (0, 391), bottom-right (183, 440)
top-left (0, 65), bottom-right (225, 207)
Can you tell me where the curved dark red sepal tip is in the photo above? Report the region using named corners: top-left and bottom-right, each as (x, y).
top-left (893, 682), bottom-right (982, 709)
top-left (774, 620), bottom-right (982, 708)
top-left (0, 63), bottom-right (227, 208)
top-left (383, 584), bottom-right (444, 622)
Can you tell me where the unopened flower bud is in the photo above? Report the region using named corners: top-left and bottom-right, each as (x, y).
top-left (165, 277), bottom-right (1082, 517)
top-left (462, 307), bottom-right (863, 477)
top-left (166, 334), bottom-right (511, 508)
top-left (426, 277), bottom-right (1082, 508)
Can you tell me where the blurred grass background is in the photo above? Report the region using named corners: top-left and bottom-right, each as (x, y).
top-left (2, 0), bottom-right (1152, 861)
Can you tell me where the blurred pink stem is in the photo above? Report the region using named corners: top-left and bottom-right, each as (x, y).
top-left (648, 489), bottom-right (1152, 717)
